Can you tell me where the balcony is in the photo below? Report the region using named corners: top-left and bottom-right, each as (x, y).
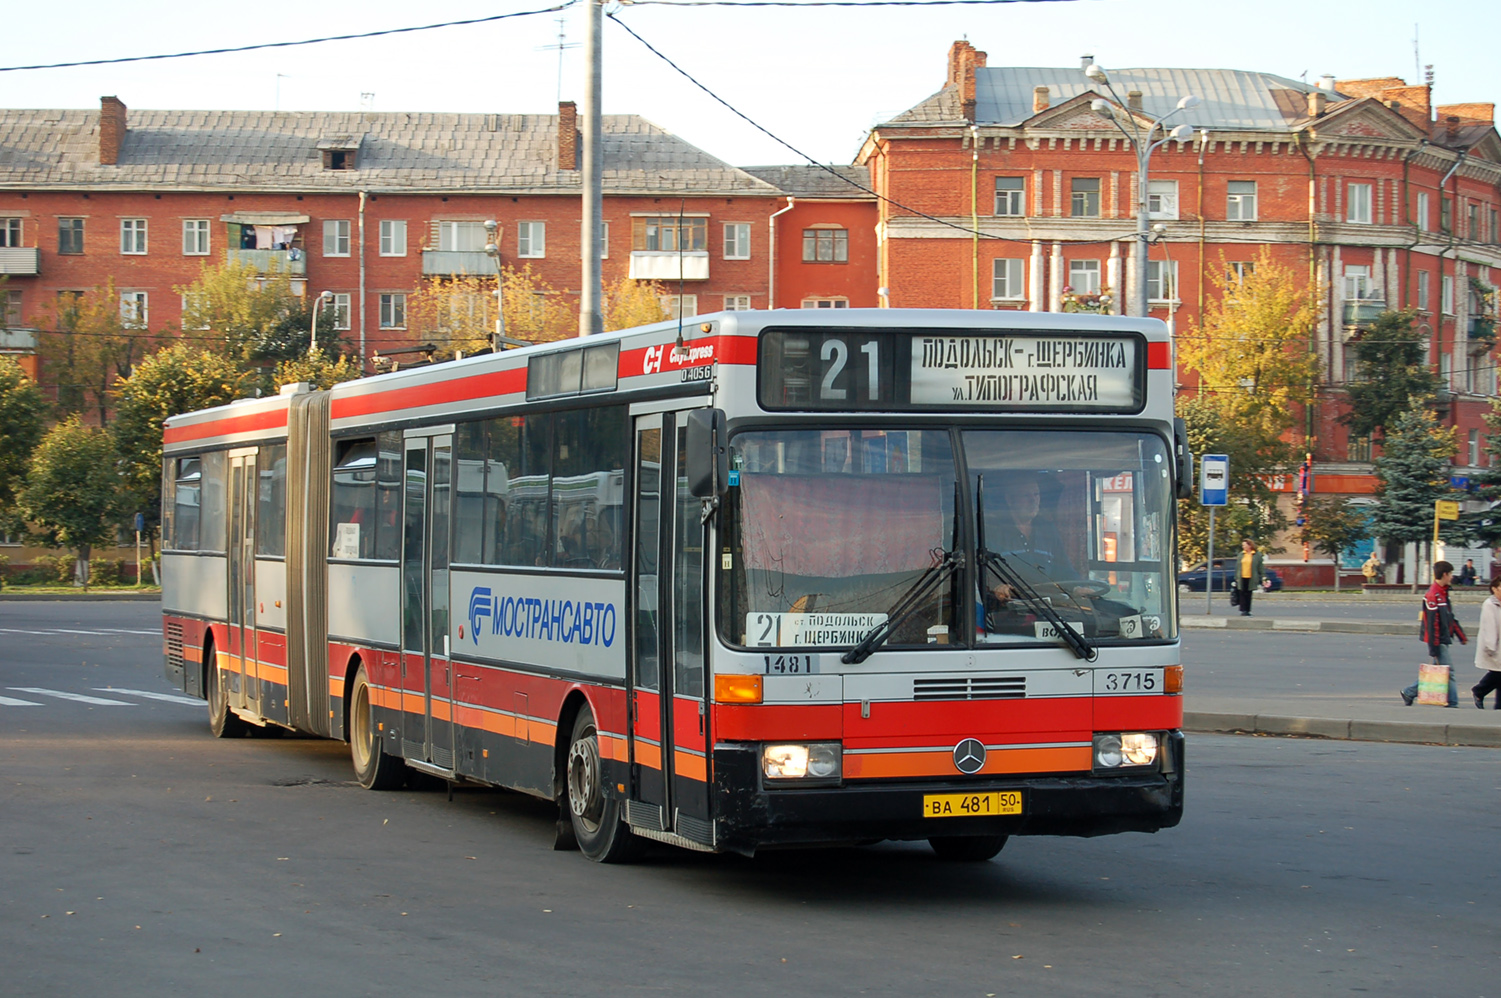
top-left (421, 250), bottom-right (494, 277)
top-left (1342, 299), bottom-right (1386, 327)
top-left (226, 248), bottom-right (306, 276)
top-left (0, 247), bottom-right (41, 275)
top-left (629, 251), bottom-right (709, 282)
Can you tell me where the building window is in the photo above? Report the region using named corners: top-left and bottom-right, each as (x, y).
top-left (660, 294), bottom-right (697, 320)
top-left (1416, 191), bottom-right (1430, 231)
top-left (1227, 261), bottom-right (1255, 284)
top-left (1441, 197), bottom-right (1453, 233)
top-left (1442, 275), bottom-right (1455, 315)
top-left (1226, 180), bottom-right (1257, 221)
top-left (0, 217), bottom-right (20, 247)
top-left (436, 221), bottom-right (486, 252)
top-left (182, 219), bottom-right (209, 256)
top-left (800, 297), bottom-right (849, 309)
top-left (599, 221), bottom-right (609, 260)
top-left (991, 258), bottom-right (1025, 300)
top-left (1070, 178), bottom-right (1100, 217)
top-left (1068, 259), bottom-right (1101, 294)
top-left (1347, 433), bottom-right (1372, 463)
top-left (330, 292), bottom-right (351, 330)
top-left (58, 218), bottom-right (84, 255)
top-left (802, 228), bottom-right (848, 263)
top-left (517, 221), bottom-right (545, 258)
top-left (120, 291), bottom-right (148, 328)
top-left (1147, 180), bottom-right (1178, 220)
top-left (994, 176), bottom-right (1025, 216)
top-left (323, 220), bottom-right (351, 257)
top-left (1418, 271), bottom-right (1431, 311)
top-left (1470, 429), bottom-right (1481, 466)
top-left (1491, 208), bottom-right (1499, 246)
top-left (120, 218), bottom-right (147, 255)
top-left (379, 293), bottom-right (406, 329)
top-left (1468, 203), bottom-right (1480, 241)
top-left (1343, 265), bottom-right (1372, 301)
top-left (723, 295), bottom-right (752, 311)
top-left (379, 220), bottom-right (407, 257)
top-left (723, 223), bottom-right (751, 260)
top-left (634, 216), bottom-right (706, 253)
top-left (1347, 184), bottom-right (1372, 224)
top-left (1147, 261), bottom-right (1178, 303)
top-left (4, 289), bottom-right (22, 327)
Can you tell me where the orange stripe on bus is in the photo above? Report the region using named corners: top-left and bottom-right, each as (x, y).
top-left (672, 749), bottom-right (707, 782)
top-left (843, 745), bottom-right (1090, 780)
top-left (634, 741), bottom-right (662, 771)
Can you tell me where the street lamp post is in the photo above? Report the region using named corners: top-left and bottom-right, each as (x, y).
top-left (309, 289), bottom-right (334, 354)
top-left (1083, 62), bottom-right (1199, 318)
top-left (484, 220), bottom-right (529, 350)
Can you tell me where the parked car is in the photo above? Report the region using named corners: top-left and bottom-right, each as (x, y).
top-left (1178, 561), bottom-right (1284, 593)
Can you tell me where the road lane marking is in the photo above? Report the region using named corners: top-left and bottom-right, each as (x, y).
top-left (0, 627), bottom-right (160, 636)
top-left (7, 687), bottom-right (133, 705)
top-left (95, 688), bottom-right (203, 706)
top-left (0, 695), bottom-right (43, 706)
top-left (96, 629), bottom-right (161, 635)
top-left (50, 629), bottom-right (104, 635)
top-left (0, 628), bottom-right (52, 635)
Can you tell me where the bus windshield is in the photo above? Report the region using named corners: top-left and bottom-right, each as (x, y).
top-left (721, 427), bottom-right (1176, 652)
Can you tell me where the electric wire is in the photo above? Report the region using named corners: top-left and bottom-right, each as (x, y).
top-left (0, 3), bottom-right (579, 73)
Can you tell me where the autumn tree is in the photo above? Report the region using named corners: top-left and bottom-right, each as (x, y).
top-left (603, 275), bottom-right (670, 331)
top-left (272, 349), bottom-right (365, 392)
top-left (0, 356), bottom-right (49, 536)
top-left (1175, 250), bottom-right (1323, 562)
top-left (1342, 309), bottom-right (1443, 443)
top-left (406, 274), bottom-right (500, 359)
top-left (39, 280), bottom-right (160, 425)
top-left (177, 261), bottom-right (339, 370)
top-left (19, 416), bottom-right (127, 587)
top-left (112, 343), bottom-right (257, 536)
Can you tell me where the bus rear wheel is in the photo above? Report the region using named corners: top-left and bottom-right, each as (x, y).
top-left (206, 645), bottom-right (246, 739)
top-left (566, 708), bottom-right (644, 863)
top-left (929, 834), bottom-right (1008, 862)
top-left (350, 666), bottom-right (405, 790)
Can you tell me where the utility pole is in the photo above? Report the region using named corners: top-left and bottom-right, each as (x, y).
top-left (580, 0), bottom-right (604, 338)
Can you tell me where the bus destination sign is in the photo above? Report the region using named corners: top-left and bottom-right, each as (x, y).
top-left (758, 329), bottom-right (1144, 413)
top-left (911, 335), bottom-right (1137, 408)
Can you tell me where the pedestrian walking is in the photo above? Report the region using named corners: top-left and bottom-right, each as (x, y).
top-left (1472, 574), bottom-right (1501, 709)
top-left (1236, 538), bottom-right (1263, 617)
top-left (1401, 560), bottom-right (1467, 707)
top-left (1362, 552), bottom-right (1381, 585)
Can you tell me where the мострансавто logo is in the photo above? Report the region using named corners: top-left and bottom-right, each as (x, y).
top-left (466, 586), bottom-right (617, 648)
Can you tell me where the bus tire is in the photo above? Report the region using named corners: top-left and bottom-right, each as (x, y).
top-left (206, 643), bottom-right (246, 739)
top-left (566, 707), bottom-right (645, 863)
top-left (350, 666), bottom-right (405, 790)
top-left (928, 834), bottom-right (1008, 862)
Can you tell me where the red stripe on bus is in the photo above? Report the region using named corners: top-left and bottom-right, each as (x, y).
top-left (1093, 694), bottom-right (1182, 730)
top-left (1147, 341), bottom-right (1171, 369)
top-left (331, 367), bottom-right (527, 421)
top-left (618, 335), bottom-right (758, 379)
top-left (163, 408), bottom-right (287, 444)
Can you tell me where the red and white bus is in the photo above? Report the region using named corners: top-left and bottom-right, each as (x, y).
top-left (161, 309), bottom-right (1189, 862)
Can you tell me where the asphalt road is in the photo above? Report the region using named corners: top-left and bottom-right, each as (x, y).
top-left (3, 601), bottom-right (1497, 997)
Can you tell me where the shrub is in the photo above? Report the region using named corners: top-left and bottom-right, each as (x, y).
top-left (90, 559), bottom-right (125, 587)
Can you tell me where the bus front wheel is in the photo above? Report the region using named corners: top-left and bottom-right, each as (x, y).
top-left (928, 834), bottom-right (1008, 862)
top-left (565, 708), bottom-right (645, 863)
top-left (350, 666), bottom-right (405, 790)
top-left (206, 645), bottom-right (246, 739)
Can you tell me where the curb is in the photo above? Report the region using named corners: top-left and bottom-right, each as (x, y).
top-left (0, 592), bottom-right (161, 601)
top-left (1180, 616), bottom-right (1412, 636)
top-left (1185, 711), bottom-right (1501, 748)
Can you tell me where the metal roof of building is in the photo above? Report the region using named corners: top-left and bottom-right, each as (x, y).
top-left (887, 67), bottom-right (1349, 131)
top-left (740, 164), bottom-right (872, 197)
top-left (0, 109), bottom-right (784, 195)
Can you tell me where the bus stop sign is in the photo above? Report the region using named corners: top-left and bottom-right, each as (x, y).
top-left (1200, 454), bottom-right (1229, 506)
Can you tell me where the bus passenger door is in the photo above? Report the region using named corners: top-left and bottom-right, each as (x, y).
top-left (227, 449), bottom-right (259, 715)
top-left (400, 431), bottom-right (455, 773)
top-left (628, 410), bottom-right (712, 844)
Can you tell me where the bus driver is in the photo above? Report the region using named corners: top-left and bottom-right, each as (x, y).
top-left (984, 475), bottom-right (1093, 604)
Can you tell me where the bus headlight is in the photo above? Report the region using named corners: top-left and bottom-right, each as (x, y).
top-left (763, 742), bottom-right (841, 781)
top-left (1093, 732), bottom-right (1158, 770)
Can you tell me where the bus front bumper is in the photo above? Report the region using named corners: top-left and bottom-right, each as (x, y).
top-left (709, 731), bottom-right (1184, 855)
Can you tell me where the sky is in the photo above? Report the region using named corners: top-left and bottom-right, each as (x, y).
top-left (2, 0), bottom-right (1494, 168)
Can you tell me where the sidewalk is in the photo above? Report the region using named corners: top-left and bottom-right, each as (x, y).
top-left (1181, 595), bottom-right (1501, 748)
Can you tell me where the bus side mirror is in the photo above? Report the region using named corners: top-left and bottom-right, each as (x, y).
top-left (686, 408), bottom-right (729, 498)
top-left (1173, 417), bottom-right (1193, 500)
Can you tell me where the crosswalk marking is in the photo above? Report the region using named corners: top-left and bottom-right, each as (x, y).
top-left (93, 687), bottom-right (203, 706)
top-left (8, 687), bottom-right (133, 705)
top-left (0, 695), bottom-right (42, 706)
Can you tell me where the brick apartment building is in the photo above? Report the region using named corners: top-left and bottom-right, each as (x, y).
top-left (859, 42), bottom-right (1501, 579)
top-left (0, 98), bottom-right (877, 382)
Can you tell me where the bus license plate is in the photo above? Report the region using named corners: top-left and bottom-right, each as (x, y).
top-left (922, 791), bottom-right (1022, 818)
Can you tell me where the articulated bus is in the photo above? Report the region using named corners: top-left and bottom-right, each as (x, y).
top-left (161, 308), bottom-right (1190, 862)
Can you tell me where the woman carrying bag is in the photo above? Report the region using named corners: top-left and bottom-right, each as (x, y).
top-left (1472, 574), bottom-right (1501, 708)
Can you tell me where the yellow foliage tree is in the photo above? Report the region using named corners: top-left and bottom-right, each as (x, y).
top-left (603, 275), bottom-right (671, 331)
top-left (40, 280), bottom-right (162, 425)
top-left (272, 349), bottom-right (365, 392)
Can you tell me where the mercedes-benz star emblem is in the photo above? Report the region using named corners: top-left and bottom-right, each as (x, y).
top-left (952, 738), bottom-right (987, 775)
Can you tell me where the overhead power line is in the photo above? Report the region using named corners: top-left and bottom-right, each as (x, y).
top-left (0, 3), bottom-right (579, 73)
top-left (622, 0), bottom-right (1084, 5)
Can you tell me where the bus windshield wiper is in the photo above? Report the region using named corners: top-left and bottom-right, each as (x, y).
top-left (842, 491), bottom-right (963, 665)
top-left (976, 476), bottom-right (1096, 662)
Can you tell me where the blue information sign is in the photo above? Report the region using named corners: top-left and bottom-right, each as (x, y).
top-left (1199, 454), bottom-right (1229, 507)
